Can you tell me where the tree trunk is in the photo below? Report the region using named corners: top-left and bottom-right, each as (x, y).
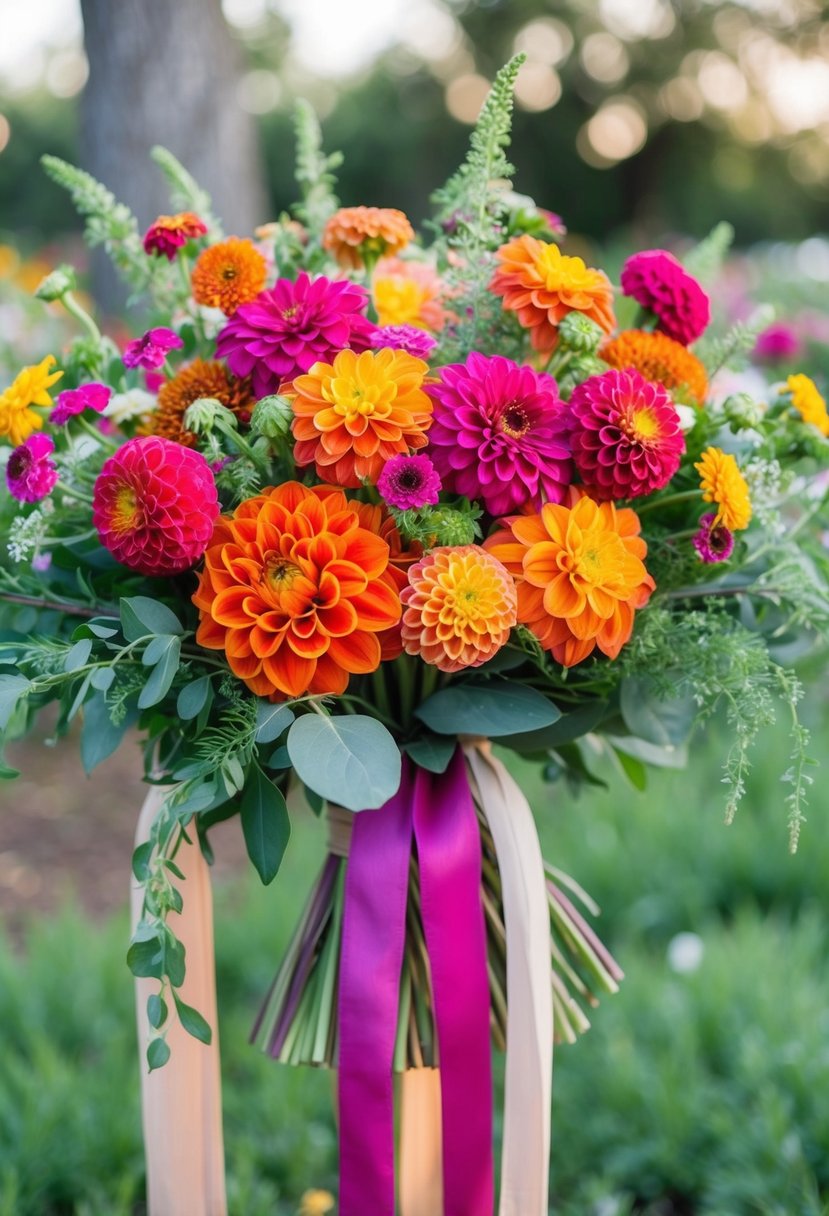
top-left (79, 0), bottom-right (267, 310)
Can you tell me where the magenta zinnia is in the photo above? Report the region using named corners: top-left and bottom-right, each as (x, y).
top-left (567, 368), bottom-right (685, 500)
top-left (620, 249), bottom-right (710, 347)
top-left (371, 324), bottom-right (437, 360)
top-left (123, 328), bottom-right (184, 371)
top-left (216, 273), bottom-right (370, 397)
top-left (692, 512), bottom-right (735, 563)
top-left (378, 453), bottom-right (441, 510)
top-left (6, 434), bottom-right (59, 503)
top-left (427, 353), bottom-right (572, 516)
top-left (93, 436), bottom-right (219, 576)
top-left (51, 381), bottom-right (112, 426)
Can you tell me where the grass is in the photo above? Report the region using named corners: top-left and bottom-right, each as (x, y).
top-left (1, 712), bottom-right (828, 1214)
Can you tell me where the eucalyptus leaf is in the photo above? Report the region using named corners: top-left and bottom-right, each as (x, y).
top-left (81, 693), bottom-right (128, 773)
top-left (138, 636), bottom-right (181, 709)
top-left (416, 681), bottom-right (560, 737)
top-left (403, 734), bottom-right (456, 774)
top-left (240, 762), bottom-right (290, 884)
top-left (606, 734), bottom-right (689, 770)
top-left (64, 638), bottom-right (92, 672)
top-left (143, 633), bottom-right (177, 667)
top-left (0, 675), bottom-right (32, 731)
top-left (90, 667), bottom-right (115, 692)
top-left (147, 993), bottom-right (167, 1029)
top-left (173, 992), bottom-right (213, 1045)
top-left (147, 1038), bottom-right (171, 1072)
top-left (177, 676), bottom-right (212, 721)
top-left (120, 596), bottom-right (184, 642)
top-left (613, 747), bottom-right (648, 791)
top-left (620, 677), bottom-right (696, 748)
top-left (255, 700), bottom-right (295, 743)
top-left (493, 701), bottom-right (607, 752)
top-left (287, 713), bottom-right (401, 811)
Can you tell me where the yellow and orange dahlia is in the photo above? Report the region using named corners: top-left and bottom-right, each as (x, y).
top-left (372, 258), bottom-right (449, 332)
top-left (600, 329), bottom-right (708, 406)
top-left (400, 545), bottom-right (517, 673)
top-left (485, 494), bottom-right (654, 668)
top-left (323, 206), bottom-right (414, 270)
top-left (291, 347), bottom-right (433, 488)
top-left (190, 238), bottom-right (268, 316)
top-left (193, 482), bottom-right (402, 699)
top-left (490, 235), bottom-right (615, 354)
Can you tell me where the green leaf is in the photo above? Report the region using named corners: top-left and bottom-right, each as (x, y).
top-left (620, 677), bottom-right (696, 749)
top-left (81, 693), bottom-right (128, 773)
top-left (143, 633), bottom-right (177, 666)
top-left (120, 596), bottom-right (184, 642)
top-left (173, 992), bottom-right (213, 1045)
top-left (127, 928), bottom-right (165, 979)
top-left (240, 762), bottom-right (291, 884)
top-left (287, 714), bottom-right (401, 812)
top-left (147, 993), bottom-right (167, 1029)
top-left (403, 734), bottom-right (456, 774)
top-left (177, 676), bottom-right (212, 721)
top-left (147, 1038), bottom-right (171, 1072)
top-left (303, 785), bottom-right (324, 816)
top-left (0, 675), bottom-right (32, 731)
top-left (166, 937), bottom-right (186, 988)
top-left (67, 671), bottom-right (94, 721)
top-left (132, 840), bottom-right (154, 882)
top-left (493, 701), bottom-right (608, 752)
top-left (255, 700), bottom-right (295, 743)
top-left (90, 667), bottom-right (115, 692)
top-left (416, 681), bottom-right (560, 737)
top-left (64, 638), bottom-right (92, 672)
top-left (606, 734), bottom-right (689, 770)
top-left (138, 636), bottom-right (181, 709)
top-left (613, 747), bottom-right (648, 791)
top-left (87, 620), bottom-right (118, 639)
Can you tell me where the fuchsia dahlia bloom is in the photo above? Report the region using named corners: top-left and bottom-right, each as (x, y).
top-left (568, 368), bottom-right (685, 500)
top-left (216, 273), bottom-right (371, 396)
top-left (378, 453), bottom-right (441, 510)
top-left (123, 328), bottom-right (184, 371)
top-left (93, 436), bottom-right (219, 576)
top-left (6, 434), bottom-right (59, 502)
top-left (51, 381), bottom-right (112, 426)
top-left (371, 325), bottom-right (437, 359)
top-left (427, 353), bottom-right (572, 516)
top-left (620, 250), bottom-right (710, 346)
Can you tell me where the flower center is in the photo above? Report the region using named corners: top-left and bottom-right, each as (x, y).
top-left (6, 449), bottom-right (31, 479)
top-left (623, 404), bottom-right (661, 443)
top-left (395, 468), bottom-right (422, 491)
top-left (500, 403), bottom-right (530, 438)
top-left (111, 484), bottom-right (141, 533)
top-left (282, 305), bottom-right (299, 320)
top-left (264, 555), bottom-right (301, 589)
top-left (221, 265), bottom-right (238, 281)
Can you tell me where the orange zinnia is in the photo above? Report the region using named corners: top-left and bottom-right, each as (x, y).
top-left (190, 238), bottom-right (268, 316)
top-left (323, 206), bottom-right (414, 270)
top-left (291, 347), bottom-right (433, 488)
top-left (601, 329), bottom-right (708, 406)
top-left (490, 235), bottom-right (615, 354)
top-left (193, 482), bottom-right (401, 699)
top-left (485, 494), bottom-right (654, 668)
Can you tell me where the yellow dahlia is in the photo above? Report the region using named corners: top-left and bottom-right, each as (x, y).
top-left (400, 545), bottom-right (517, 673)
top-left (323, 206), bottom-right (414, 270)
top-left (0, 355), bottom-right (63, 446)
top-left (291, 347), bottom-right (433, 488)
top-left (372, 257), bottom-right (449, 331)
top-left (695, 447), bottom-right (752, 531)
top-left (150, 359), bottom-right (256, 446)
top-left (601, 329), bottom-right (708, 406)
top-left (784, 373), bottom-right (829, 436)
top-left (190, 238), bottom-right (268, 316)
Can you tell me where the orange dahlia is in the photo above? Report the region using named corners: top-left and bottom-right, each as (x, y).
top-left (291, 347), bottom-right (433, 488)
top-left (600, 329), bottom-right (708, 406)
top-left (190, 238), bottom-right (268, 316)
top-left (193, 482), bottom-right (401, 699)
top-left (150, 359), bottom-right (256, 446)
top-left (400, 545), bottom-right (517, 673)
top-left (490, 235), bottom-right (615, 354)
top-left (372, 257), bottom-right (449, 332)
top-left (694, 447), bottom-right (752, 531)
top-left (351, 500), bottom-right (422, 660)
top-left (323, 206), bottom-right (414, 270)
top-left (485, 495), bottom-right (654, 668)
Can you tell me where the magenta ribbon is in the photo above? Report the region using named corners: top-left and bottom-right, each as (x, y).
top-left (338, 749), bottom-right (494, 1215)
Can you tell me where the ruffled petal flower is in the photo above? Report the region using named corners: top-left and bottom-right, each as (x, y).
top-left (601, 329), bottom-right (708, 406)
top-left (620, 249), bottom-right (710, 346)
top-left (6, 434), bottom-right (59, 502)
top-left (51, 381), bottom-right (112, 426)
top-left (191, 238), bottom-right (268, 316)
top-left (694, 446), bottom-right (752, 531)
top-left (692, 512), bottom-right (735, 563)
top-left (377, 453), bottom-right (441, 510)
top-left (143, 212), bottom-right (208, 260)
top-left (123, 328), bottom-right (184, 371)
top-left (0, 355), bottom-right (63, 446)
top-left (323, 207), bottom-right (414, 270)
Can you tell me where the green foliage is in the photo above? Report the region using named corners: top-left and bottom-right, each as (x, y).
top-left (150, 146), bottom-right (223, 238)
top-left (286, 712), bottom-right (401, 812)
top-left (292, 98), bottom-right (342, 234)
top-left (683, 221), bottom-right (735, 285)
top-left (697, 304), bottom-right (775, 377)
top-left (240, 761), bottom-right (291, 884)
top-left (416, 679), bottom-right (561, 737)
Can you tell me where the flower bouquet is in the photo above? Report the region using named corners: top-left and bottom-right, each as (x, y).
top-left (2, 55), bottom-right (829, 1213)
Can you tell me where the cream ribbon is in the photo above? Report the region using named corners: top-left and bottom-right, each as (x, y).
top-left (465, 742), bottom-right (554, 1216)
top-left (398, 1068), bottom-right (444, 1216)
top-left (131, 787), bottom-right (227, 1216)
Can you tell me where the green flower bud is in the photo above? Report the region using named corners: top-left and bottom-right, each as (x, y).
top-left (183, 396), bottom-right (237, 434)
top-left (557, 312), bottom-right (605, 356)
top-left (557, 354), bottom-right (608, 400)
top-left (723, 392), bottom-right (765, 431)
top-left (250, 395), bottom-right (294, 439)
top-left (427, 506), bottom-right (481, 547)
top-left (34, 264), bottom-right (76, 302)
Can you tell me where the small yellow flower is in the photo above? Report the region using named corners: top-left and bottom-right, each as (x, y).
top-left (298, 1189), bottom-right (335, 1216)
top-left (784, 373), bottom-right (829, 437)
top-left (695, 446), bottom-right (752, 531)
top-left (0, 355), bottom-right (63, 447)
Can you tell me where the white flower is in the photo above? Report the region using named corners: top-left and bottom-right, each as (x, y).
top-left (104, 387), bottom-right (157, 426)
top-left (674, 403), bottom-right (698, 432)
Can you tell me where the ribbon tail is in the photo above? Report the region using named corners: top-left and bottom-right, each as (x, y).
top-left (414, 750), bottom-right (494, 1216)
top-left (131, 788), bottom-right (227, 1216)
top-left (398, 1068), bottom-right (444, 1216)
top-left (465, 742), bottom-right (554, 1216)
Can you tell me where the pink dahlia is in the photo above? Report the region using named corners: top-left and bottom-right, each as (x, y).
top-left (692, 512), bottom-right (735, 563)
top-left (93, 436), bottom-right (219, 576)
top-left (620, 250), bottom-right (710, 346)
top-left (372, 325), bottom-right (437, 359)
top-left (568, 368), bottom-right (685, 500)
top-left (215, 273), bottom-right (370, 397)
top-left (754, 322), bottom-right (801, 363)
top-left (51, 381), bottom-right (112, 426)
top-left (427, 353), bottom-right (572, 516)
top-left (6, 434), bottom-right (59, 502)
top-left (378, 453), bottom-right (441, 510)
top-left (123, 328), bottom-right (184, 371)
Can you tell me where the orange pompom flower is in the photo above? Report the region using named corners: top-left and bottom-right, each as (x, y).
top-left (372, 257), bottom-right (449, 332)
top-left (490, 235), bottom-right (615, 354)
top-left (291, 347), bottom-right (433, 488)
top-left (601, 329), bottom-right (708, 406)
top-left (193, 482), bottom-right (402, 700)
top-left (401, 545), bottom-right (517, 673)
top-left (695, 447), bottom-right (752, 531)
top-left (485, 495), bottom-right (654, 668)
top-left (190, 238), bottom-right (268, 316)
top-left (323, 206), bottom-right (414, 270)
top-left (150, 359), bottom-right (256, 446)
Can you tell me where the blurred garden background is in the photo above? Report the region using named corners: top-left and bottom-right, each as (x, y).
top-left (1, 0), bottom-right (829, 1213)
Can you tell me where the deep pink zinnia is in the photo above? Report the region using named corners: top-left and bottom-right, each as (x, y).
top-left (215, 273), bottom-right (370, 397)
top-left (427, 352), bottom-right (572, 516)
top-left (143, 212), bottom-right (208, 260)
top-left (378, 453), bottom-right (442, 510)
top-left (372, 325), bottom-right (437, 359)
top-left (50, 381), bottom-right (112, 426)
top-left (6, 434), bottom-right (59, 503)
top-left (692, 512), bottom-right (735, 563)
top-left (123, 327), bottom-right (184, 371)
top-left (754, 322), bottom-right (801, 363)
top-left (568, 368), bottom-right (685, 501)
top-left (620, 249), bottom-right (710, 346)
top-left (93, 436), bottom-right (219, 576)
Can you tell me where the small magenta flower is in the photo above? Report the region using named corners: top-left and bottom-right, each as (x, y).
top-left (371, 325), bottom-right (437, 359)
top-left (50, 381), bottom-right (112, 426)
top-left (123, 327), bottom-right (184, 371)
top-left (6, 434), bottom-right (59, 502)
top-left (378, 453), bottom-right (441, 510)
top-left (32, 551), bottom-right (53, 573)
top-left (754, 322), bottom-right (801, 363)
top-left (692, 512), bottom-right (735, 563)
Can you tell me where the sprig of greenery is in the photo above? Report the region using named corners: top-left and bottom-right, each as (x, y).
top-left (683, 221), bottom-right (735, 285)
top-left (697, 304), bottom-right (775, 377)
top-left (292, 99), bottom-right (342, 235)
top-left (150, 146), bottom-right (223, 238)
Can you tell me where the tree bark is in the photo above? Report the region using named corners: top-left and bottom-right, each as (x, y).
top-left (79, 0), bottom-right (267, 309)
